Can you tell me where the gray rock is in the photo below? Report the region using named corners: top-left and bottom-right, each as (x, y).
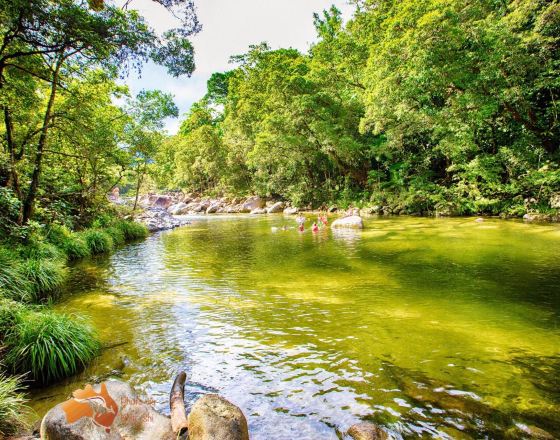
top-left (550, 193), bottom-right (560, 209)
top-left (283, 207), bottom-right (299, 215)
top-left (187, 394), bottom-right (249, 440)
top-left (241, 196), bottom-right (265, 213)
top-left (347, 422), bottom-right (388, 440)
top-left (362, 206), bottom-right (381, 215)
top-left (206, 203), bottom-right (221, 214)
top-left (266, 202), bottom-right (284, 213)
top-left (40, 380), bottom-right (173, 440)
top-left (250, 208), bottom-right (266, 214)
top-left (331, 215), bottom-right (363, 229)
top-left (168, 202), bottom-right (188, 215)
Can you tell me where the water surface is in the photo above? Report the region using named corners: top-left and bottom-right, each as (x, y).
top-left (30, 216), bottom-right (560, 438)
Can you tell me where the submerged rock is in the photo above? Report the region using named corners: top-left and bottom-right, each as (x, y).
top-left (331, 215), bottom-right (364, 229)
top-left (40, 380), bottom-right (174, 440)
top-left (347, 422), bottom-right (389, 440)
top-left (187, 394), bottom-right (249, 440)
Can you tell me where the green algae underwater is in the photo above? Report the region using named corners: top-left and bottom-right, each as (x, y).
top-left (29, 216), bottom-right (560, 439)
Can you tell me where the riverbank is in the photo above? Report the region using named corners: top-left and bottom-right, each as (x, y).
top-left (0, 218), bottom-right (148, 437)
top-left (134, 192), bottom-right (560, 225)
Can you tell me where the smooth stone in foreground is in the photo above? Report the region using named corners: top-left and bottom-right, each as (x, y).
top-left (331, 215), bottom-right (364, 229)
top-left (40, 380), bottom-right (173, 440)
top-left (187, 394), bottom-right (249, 440)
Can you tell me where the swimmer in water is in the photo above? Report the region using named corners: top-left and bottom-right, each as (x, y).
top-left (312, 223), bottom-right (319, 233)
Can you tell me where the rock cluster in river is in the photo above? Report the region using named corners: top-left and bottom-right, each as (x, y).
top-left (136, 207), bottom-right (190, 232)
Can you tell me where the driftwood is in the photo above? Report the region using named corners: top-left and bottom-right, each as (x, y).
top-left (170, 371), bottom-right (189, 436)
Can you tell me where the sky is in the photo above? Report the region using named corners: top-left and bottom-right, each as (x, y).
top-left (122, 0), bottom-right (354, 134)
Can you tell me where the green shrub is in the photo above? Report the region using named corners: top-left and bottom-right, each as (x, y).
top-left (21, 258), bottom-right (67, 303)
top-left (17, 239), bottom-right (62, 261)
top-left (83, 229), bottom-right (114, 255)
top-left (63, 233), bottom-right (91, 259)
top-left (46, 225), bottom-right (91, 260)
top-left (115, 220), bottom-right (148, 241)
top-left (0, 298), bottom-right (27, 339)
top-left (0, 374), bottom-right (29, 437)
top-left (105, 226), bottom-right (126, 246)
top-left (0, 248), bottom-right (32, 302)
top-left (4, 309), bottom-right (100, 384)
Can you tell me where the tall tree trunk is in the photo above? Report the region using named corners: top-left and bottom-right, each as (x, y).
top-left (3, 106), bottom-right (23, 223)
top-left (22, 57), bottom-right (63, 223)
top-left (132, 163), bottom-right (145, 211)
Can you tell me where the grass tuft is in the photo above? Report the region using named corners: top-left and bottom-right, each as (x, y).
top-left (83, 229), bottom-right (114, 255)
top-left (0, 248), bottom-right (32, 302)
top-left (46, 224), bottom-right (90, 260)
top-left (5, 309), bottom-right (100, 385)
top-left (21, 258), bottom-right (67, 303)
top-left (115, 220), bottom-right (148, 241)
top-left (0, 374), bottom-right (29, 437)
top-left (105, 226), bottom-right (126, 246)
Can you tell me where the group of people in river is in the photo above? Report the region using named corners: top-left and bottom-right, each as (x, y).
top-left (295, 214), bottom-right (328, 232)
top-left (297, 214), bottom-right (328, 232)
top-left (271, 214), bottom-right (328, 233)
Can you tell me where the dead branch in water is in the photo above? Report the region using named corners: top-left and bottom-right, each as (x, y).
top-left (170, 371), bottom-right (189, 436)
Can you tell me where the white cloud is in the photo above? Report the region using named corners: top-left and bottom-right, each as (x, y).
top-left (121, 0), bottom-right (354, 134)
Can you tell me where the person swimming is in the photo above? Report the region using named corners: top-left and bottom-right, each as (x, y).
top-left (312, 223), bottom-right (319, 233)
top-left (298, 223), bottom-right (305, 232)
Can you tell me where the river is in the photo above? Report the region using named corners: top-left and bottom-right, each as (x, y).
top-left (29, 215), bottom-right (560, 439)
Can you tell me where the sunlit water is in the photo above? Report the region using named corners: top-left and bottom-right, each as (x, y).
top-left (29, 216), bottom-right (560, 439)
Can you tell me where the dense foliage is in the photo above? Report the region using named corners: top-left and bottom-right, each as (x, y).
top-left (159, 0), bottom-right (560, 215)
top-left (0, 1), bottom-right (182, 428)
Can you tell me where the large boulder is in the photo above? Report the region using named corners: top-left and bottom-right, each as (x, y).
top-left (331, 215), bottom-right (363, 229)
top-left (241, 196), bottom-right (265, 213)
top-left (187, 394), bottom-right (249, 440)
top-left (266, 202), bottom-right (284, 213)
top-left (347, 422), bottom-right (388, 440)
top-left (149, 195), bottom-right (173, 209)
top-left (40, 380), bottom-right (174, 440)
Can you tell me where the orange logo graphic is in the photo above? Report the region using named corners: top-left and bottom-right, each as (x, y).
top-left (60, 383), bottom-right (119, 433)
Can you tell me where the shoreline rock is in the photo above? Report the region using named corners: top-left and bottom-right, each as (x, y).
top-left (331, 215), bottom-right (364, 229)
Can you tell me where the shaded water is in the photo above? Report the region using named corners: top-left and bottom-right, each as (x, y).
top-left (30, 216), bottom-right (560, 439)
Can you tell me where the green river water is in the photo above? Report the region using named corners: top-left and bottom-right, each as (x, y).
top-left (29, 215), bottom-right (560, 439)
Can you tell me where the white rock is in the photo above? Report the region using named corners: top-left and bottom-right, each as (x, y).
top-left (331, 215), bottom-right (364, 229)
top-left (283, 207), bottom-right (299, 215)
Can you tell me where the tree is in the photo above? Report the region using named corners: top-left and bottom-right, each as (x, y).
top-left (124, 90), bottom-right (178, 210)
top-left (0, 0), bottom-right (198, 223)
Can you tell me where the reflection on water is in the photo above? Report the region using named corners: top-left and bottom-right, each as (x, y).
top-left (30, 216), bottom-right (560, 439)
